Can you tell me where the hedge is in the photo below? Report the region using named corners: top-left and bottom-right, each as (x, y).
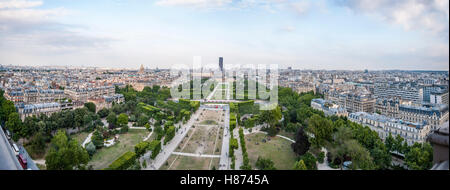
top-left (135, 141), bottom-right (150, 157)
top-left (149, 140), bottom-right (161, 159)
top-left (164, 126), bottom-right (175, 144)
top-left (239, 128), bottom-right (251, 169)
top-left (230, 137), bottom-right (239, 150)
top-left (106, 151), bottom-right (136, 170)
top-left (230, 113), bottom-right (237, 131)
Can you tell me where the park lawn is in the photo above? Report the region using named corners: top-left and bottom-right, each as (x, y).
top-left (200, 120), bottom-right (218, 125)
top-left (70, 131), bottom-right (91, 145)
top-left (88, 129), bottom-right (149, 170)
top-left (245, 133), bottom-right (297, 170)
top-left (278, 130), bottom-right (296, 141)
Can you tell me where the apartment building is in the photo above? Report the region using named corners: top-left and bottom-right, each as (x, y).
top-left (349, 112), bottom-right (431, 145)
top-left (64, 86), bottom-right (115, 102)
top-left (326, 91), bottom-right (375, 114)
top-left (311, 98), bottom-right (348, 117)
top-left (374, 83), bottom-right (423, 104)
top-left (399, 104), bottom-right (449, 130)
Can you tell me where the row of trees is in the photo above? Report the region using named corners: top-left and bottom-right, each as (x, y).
top-left (239, 128), bottom-right (251, 170)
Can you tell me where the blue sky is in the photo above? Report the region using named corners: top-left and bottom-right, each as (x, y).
top-left (0, 0), bottom-right (448, 70)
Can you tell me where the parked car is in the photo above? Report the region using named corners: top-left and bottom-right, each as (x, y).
top-left (12, 143), bottom-right (20, 156)
top-left (18, 154), bottom-right (28, 169)
top-left (6, 130), bottom-right (11, 140)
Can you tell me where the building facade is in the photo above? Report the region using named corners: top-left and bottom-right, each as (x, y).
top-left (399, 104), bottom-right (449, 130)
top-left (349, 112), bottom-right (431, 145)
top-left (311, 98), bottom-right (348, 117)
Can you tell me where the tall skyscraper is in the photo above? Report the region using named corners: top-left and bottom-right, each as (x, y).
top-left (219, 57), bottom-right (223, 71)
top-left (219, 57), bottom-right (224, 82)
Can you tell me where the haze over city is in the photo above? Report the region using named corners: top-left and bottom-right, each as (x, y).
top-left (0, 0), bottom-right (449, 70)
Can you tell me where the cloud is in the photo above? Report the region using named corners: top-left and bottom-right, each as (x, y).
top-left (0, 0), bottom-right (42, 9)
top-left (155, 0), bottom-right (232, 8)
top-left (280, 25), bottom-right (295, 32)
top-left (0, 0), bottom-right (113, 52)
top-left (291, 0), bottom-right (310, 15)
top-left (336, 0), bottom-right (449, 36)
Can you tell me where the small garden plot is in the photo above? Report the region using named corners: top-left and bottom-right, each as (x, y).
top-left (164, 155), bottom-right (220, 170)
top-left (178, 125), bottom-right (221, 155)
top-left (245, 133), bottom-right (297, 170)
top-left (175, 128), bottom-right (195, 152)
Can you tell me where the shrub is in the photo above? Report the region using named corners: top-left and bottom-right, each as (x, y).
top-left (134, 141), bottom-right (150, 157)
top-left (86, 142), bottom-right (96, 156)
top-left (106, 151), bottom-right (136, 170)
top-left (317, 151), bottom-right (325, 164)
top-left (149, 140), bottom-right (161, 159)
top-left (164, 126), bottom-right (175, 144)
top-left (229, 137), bottom-right (238, 150)
top-left (299, 152), bottom-right (317, 170)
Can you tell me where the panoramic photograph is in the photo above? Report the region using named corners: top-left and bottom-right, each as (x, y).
top-left (0, 0), bottom-right (449, 185)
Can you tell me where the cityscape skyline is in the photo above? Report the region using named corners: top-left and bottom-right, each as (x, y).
top-left (0, 0), bottom-right (448, 71)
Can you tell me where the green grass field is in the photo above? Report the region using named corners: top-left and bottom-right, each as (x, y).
top-left (70, 131), bottom-right (91, 145)
top-left (200, 120), bottom-right (218, 125)
top-left (245, 133), bottom-right (297, 170)
top-left (87, 129), bottom-right (150, 170)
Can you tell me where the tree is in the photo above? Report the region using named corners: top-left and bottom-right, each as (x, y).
top-left (5, 113), bottom-right (23, 139)
top-left (370, 141), bottom-right (392, 169)
top-left (0, 98), bottom-right (15, 122)
top-left (27, 132), bottom-right (47, 157)
top-left (393, 134), bottom-right (405, 153)
top-left (135, 141), bottom-right (150, 157)
top-left (293, 160), bottom-right (308, 170)
top-left (149, 140), bottom-right (161, 159)
top-left (255, 157), bottom-right (276, 170)
top-left (291, 126), bottom-right (310, 156)
top-left (299, 152), bottom-right (317, 170)
top-left (405, 143), bottom-right (433, 170)
top-left (97, 108), bottom-right (110, 118)
top-left (260, 106), bottom-right (282, 128)
top-left (45, 130), bottom-right (89, 170)
top-left (385, 133), bottom-right (395, 152)
top-left (86, 142), bottom-right (96, 156)
top-left (106, 112), bottom-right (117, 127)
top-left (117, 113), bottom-right (129, 127)
top-left (74, 108), bottom-right (88, 131)
top-left (164, 126), bottom-right (175, 144)
top-left (137, 114), bottom-right (150, 126)
top-left (307, 114), bottom-right (334, 147)
top-left (92, 130), bottom-right (104, 149)
top-left (344, 140), bottom-right (375, 170)
top-left (84, 102), bottom-right (96, 113)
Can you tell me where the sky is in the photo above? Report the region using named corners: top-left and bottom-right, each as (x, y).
top-left (0, 0), bottom-right (448, 70)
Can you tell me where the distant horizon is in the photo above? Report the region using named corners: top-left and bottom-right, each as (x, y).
top-left (1, 63), bottom-right (449, 72)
